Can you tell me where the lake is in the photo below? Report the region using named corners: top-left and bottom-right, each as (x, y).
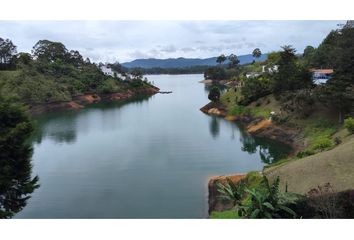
top-left (15, 74), bottom-right (290, 218)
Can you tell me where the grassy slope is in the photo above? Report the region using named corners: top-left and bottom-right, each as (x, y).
top-left (219, 90), bottom-right (354, 194)
top-left (264, 132), bottom-right (354, 194)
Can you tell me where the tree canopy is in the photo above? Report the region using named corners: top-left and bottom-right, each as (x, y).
top-left (0, 38), bottom-right (17, 70)
top-left (252, 48), bottom-right (262, 59)
top-left (0, 91), bottom-right (39, 218)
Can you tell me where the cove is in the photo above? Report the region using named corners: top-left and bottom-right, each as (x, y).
top-left (15, 74), bottom-right (290, 218)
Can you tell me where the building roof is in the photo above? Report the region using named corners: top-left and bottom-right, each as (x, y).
top-left (310, 69), bottom-right (334, 74)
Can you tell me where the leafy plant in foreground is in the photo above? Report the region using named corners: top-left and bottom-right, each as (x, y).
top-left (243, 177), bottom-right (297, 219)
top-left (217, 178), bottom-right (246, 206)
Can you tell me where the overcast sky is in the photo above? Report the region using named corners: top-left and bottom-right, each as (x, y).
top-left (0, 21), bottom-right (343, 63)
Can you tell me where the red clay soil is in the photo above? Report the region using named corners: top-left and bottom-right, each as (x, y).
top-left (208, 174), bottom-right (246, 213)
top-left (28, 87), bottom-right (159, 115)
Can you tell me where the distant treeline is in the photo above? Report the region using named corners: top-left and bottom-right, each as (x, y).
top-left (127, 65), bottom-right (210, 75)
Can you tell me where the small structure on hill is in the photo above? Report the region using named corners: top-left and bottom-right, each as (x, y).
top-left (100, 64), bottom-right (130, 80)
top-left (310, 69), bottom-right (334, 85)
top-left (262, 65), bottom-right (279, 73)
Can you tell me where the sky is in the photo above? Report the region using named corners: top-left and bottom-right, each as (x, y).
top-left (0, 21), bottom-right (343, 63)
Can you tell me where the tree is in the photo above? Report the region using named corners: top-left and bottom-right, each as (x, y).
top-left (204, 66), bottom-right (227, 80)
top-left (0, 38), bottom-right (17, 70)
top-left (318, 21), bottom-right (354, 123)
top-left (131, 68), bottom-right (143, 80)
top-left (302, 46), bottom-right (316, 67)
top-left (228, 54), bottom-right (240, 69)
top-left (252, 48), bottom-right (262, 62)
top-left (0, 91), bottom-right (39, 218)
top-left (16, 52), bottom-right (32, 65)
top-left (271, 45), bottom-right (312, 94)
top-left (68, 50), bottom-right (84, 68)
top-left (108, 62), bottom-right (124, 73)
top-left (216, 54), bottom-right (227, 65)
top-left (208, 86), bottom-right (220, 102)
top-left (32, 40), bottom-right (69, 63)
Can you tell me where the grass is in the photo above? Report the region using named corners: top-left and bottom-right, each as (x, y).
top-left (220, 88), bottom-right (242, 109)
top-left (249, 106), bottom-right (271, 118)
top-left (264, 134), bottom-right (354, 194)
top-left (210, 210), bottom-right (241, 219)
top-left (303, 119), bottom-right (337, 153)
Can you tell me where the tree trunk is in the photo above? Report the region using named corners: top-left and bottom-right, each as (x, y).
top-left (339, 109), bottom-right (344, 124)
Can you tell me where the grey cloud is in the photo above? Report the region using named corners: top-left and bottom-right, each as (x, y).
top-left (180, 47), bottom-right (196, 53)
top-left (159, 45), bottom-right (177, 53)
top-left (0, 20), bottom-right (344, 62)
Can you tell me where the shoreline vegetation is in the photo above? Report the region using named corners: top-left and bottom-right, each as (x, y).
top-left (202, 21), bottom-right (354, 218)
top-left (0, 39), bottom-right (160, 116)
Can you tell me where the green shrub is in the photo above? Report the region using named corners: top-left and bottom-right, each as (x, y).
top-left (296, 149), bottom-right (315, 158)
top-left (344, 117), bottom-right (354, 134)
top-left (228, 105), bottom-right (246, 115)
top-left (311, 137), bottom-right (332, 151)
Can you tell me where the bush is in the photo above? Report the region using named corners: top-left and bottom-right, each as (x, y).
top-left (344, 117), bottom-right (354, 134)
top-left (296, 149), bottom-right (315, 158)
top-left (241, 76), bottom-right (271, 105)
top-left (228, 105), bottom-right (246, 115)
top-left (312, 137), bottom-right (332, 151)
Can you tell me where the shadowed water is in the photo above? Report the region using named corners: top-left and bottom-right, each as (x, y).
top-left (14, 74), bottom-right (290, 218)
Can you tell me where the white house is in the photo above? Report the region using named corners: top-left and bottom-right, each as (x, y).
top-left (100, 65), bottom-right (116, 77)
top-left (262, 65), bottom-right (279, 73)
top-left (310, 69), bottom-right (334, 85)
top-left (245, 72), bottom-right (261, 78)
top-left (100, 64), bottom-right (127, 79)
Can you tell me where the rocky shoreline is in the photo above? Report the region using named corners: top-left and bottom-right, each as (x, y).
top-left (27, 86), bottom-right (160, 115)
top-left (200, 101), bottom-right (303, 151)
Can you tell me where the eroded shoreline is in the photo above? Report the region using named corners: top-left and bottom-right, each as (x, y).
top-left (27, 86), bottom-right (160, 115)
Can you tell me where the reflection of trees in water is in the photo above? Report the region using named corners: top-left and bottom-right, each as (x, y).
top-left (31, 95), bottom-right (153, 145)
top-left (239, 128), bottom-right (290, 164)
top-left (209, 116), bottom-right (220, 139)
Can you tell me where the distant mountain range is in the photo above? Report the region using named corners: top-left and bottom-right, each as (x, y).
top-left (122, 54), bottom-right (267, 69)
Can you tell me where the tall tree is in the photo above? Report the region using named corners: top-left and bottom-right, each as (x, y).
top-left (0, 38), bottom-right (17, 70)
top-left (228, 54), bottom-right (240, 69)
top-left (216, 54), bottom-right (227, 65)
top-left (320, 21), bottom-right (354, 123)
top-left (252, 48), bottom-right (262, 62)
top-left (302, 46), bottom-right (316, 67)
top-left (272, 45), bottom-right (312, 94)
top-left (32, 40), bottom-right (69, 63)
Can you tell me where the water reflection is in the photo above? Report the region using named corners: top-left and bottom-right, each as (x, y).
top-left (209, 116), bottom-right (220, 139)
top-left (238, 127), bottom-right (291, 164)
top-left (207, 117), bottom-right (290, 164)
top-left (0, 150), bottom-right (39, 218)
top-left (31, 95), bottom-right (152, 145)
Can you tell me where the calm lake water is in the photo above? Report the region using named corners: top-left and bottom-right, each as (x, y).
top-left (15, 74), bottom-right (290, 218)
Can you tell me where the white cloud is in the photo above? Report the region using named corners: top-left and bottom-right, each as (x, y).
top-left (0, 20), bottom-right (344, 62)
